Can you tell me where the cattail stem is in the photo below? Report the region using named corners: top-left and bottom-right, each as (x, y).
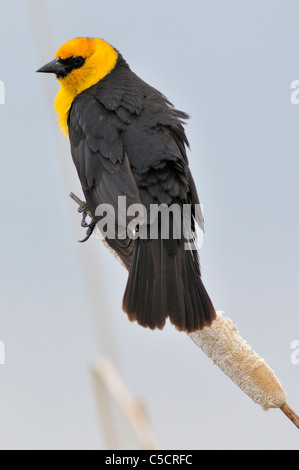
top-left (70, 192), bottom-right (299, 431)
top-left (280, 404), bottom-right (299, 430)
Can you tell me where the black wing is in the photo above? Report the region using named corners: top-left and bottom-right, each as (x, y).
top-left (68, 92), bottom-right (142, 269)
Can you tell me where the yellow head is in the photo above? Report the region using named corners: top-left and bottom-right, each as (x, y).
top-left (37, 37), bottom-right (118, 135)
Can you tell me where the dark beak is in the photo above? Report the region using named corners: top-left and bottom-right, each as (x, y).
top-left (36, 57), bottom-right (69, 75)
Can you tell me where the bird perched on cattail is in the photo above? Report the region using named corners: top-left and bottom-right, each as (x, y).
top-left (37, 37), bottom-right (216, 332)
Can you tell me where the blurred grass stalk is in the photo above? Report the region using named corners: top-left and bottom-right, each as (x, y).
top-left (92, 359), bottom-right (158, 450)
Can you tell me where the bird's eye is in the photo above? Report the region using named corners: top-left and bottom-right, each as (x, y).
top-left (73, 56), bottom-right (85, 68)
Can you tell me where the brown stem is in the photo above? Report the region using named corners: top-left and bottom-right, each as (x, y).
top-left (281, 404), bottom-right (299, 430)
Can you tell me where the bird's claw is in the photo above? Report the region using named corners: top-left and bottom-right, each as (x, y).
top-left (77, 202), bottom-right (96, 242)
top-left (78, 203), bottom-right (90, 228)
top-left (78, 203), bottom-right (88, 214)
top-left (81, 211), bottom-right (89, 228)
top-left (79, 219), bottom-right (97, 243)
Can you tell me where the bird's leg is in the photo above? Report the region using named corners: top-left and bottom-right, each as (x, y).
top-left (77, 202), bottom-right (97, 242)
top-left (78, 203), bottom-right (90, 228)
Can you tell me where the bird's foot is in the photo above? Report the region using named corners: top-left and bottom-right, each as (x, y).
top-left (79, 219), bottom-right (97, 243)
top-left (78, 203), bottom-right (90, 228)
top-left (77, 203), bottom-right (96, 242)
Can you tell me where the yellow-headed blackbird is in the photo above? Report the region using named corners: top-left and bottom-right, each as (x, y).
top-left (37, 37), bottom-right (216, 332)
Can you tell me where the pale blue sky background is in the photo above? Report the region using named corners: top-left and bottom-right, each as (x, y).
top-left (0, 0), bottom-right (298, 450)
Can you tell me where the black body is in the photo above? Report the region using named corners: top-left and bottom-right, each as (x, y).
top-left (68, 55), bottom-right (216, 332)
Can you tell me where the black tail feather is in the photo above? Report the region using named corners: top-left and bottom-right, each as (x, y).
top-left (122, 237), bottom-right (216, 333)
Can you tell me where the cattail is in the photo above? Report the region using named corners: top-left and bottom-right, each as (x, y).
top-left (189, 314), bottom-right (298, 427)
top-left (190, 314), bottom-right (286, 410)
